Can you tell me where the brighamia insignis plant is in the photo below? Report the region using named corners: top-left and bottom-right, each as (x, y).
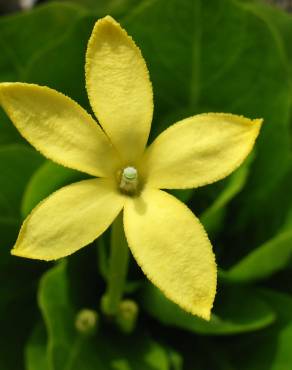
top-left (0, 16), bottom-right (262, 320)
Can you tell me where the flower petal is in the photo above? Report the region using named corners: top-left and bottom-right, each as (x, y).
top-left (0, 83), bottom-right (120, 177)
top-left (123, 188), bottom-right (217, 319)
top-left (143, 113), bottom-right (262, 189)
top-left (85, 16), bottom-right (153, 162)
top-left (12, 178), bottom-right (124, 261)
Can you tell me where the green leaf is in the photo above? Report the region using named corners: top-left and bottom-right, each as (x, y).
top-left (241, 0), bottom-right (292, 78)
top-left (223, 202), bottom-right (292, 282)
top-left (227, 161), bottom-right (292, 270)
top-left (48, 0), bottom-right (139, 17)
top-left (0, 144), bottom-right (45, 323)
top-left (0, 141), bottom-right (46, 367)
top-left (166, 349), bottom-right (183, 370)
top-left (0, 217), bottom-right (19, 265)
top-left (25, 324), bottom-right (49, 370)
top-left (222, 1), bottom-right (292, 245)
top-left (38, 261), bottom-right (75, 370)
top-left (0, 144), bottom-right (43, 219)
top-left (23, 15), bottom-right (96, 108)
top-left (21, 160), bottom-right (85, 218)
top-left (38, 262), bottom-right (170, 370)
top-left (231, 290), bottom-right (292, 370)
top-left (225, 229), bottom-right (292, 283)
top-left (0, 109), bottom-right (24, 145)
top-left (169, 189), bottom-right (194, 204)
top-left (141, 283), bottom-right (275, 335)
top-left (200, 156), bottom-right (252, 234)
top-left (0, 275), bottom-right (41, 370)
top-left (0, 2), bottom-right (85, 81)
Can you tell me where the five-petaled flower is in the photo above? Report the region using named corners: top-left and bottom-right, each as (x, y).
top-left (0, 16), bottom-right (262, 320)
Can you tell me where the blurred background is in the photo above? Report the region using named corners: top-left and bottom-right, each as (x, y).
top-left (266, 0), bottom-right (292, 11)
top-left (1, 0), bottom-right (292, 13)
top-left (0, 0), bottom-right (292, 369)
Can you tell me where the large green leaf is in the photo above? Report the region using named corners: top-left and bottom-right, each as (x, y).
top-left (223, 1), bottom-right (292, 249)
top-left (200, 157), bottom-right (252, 235)
top-left (0, 218), bottom-right (19, 265)
top-left (223, 201), bottom-right (292, 282)
top-left (0, 2), bottom-right (85, 81)
top-left (48, 0), bottom-right (139, 17)
top-left (23, 14), bottom-right (96, 108)
top-left (37, 261), bottom-right (170, 370)
top-left (0, 144), bottom-right (46, 351)
top-left (0, 144), bottom-right (43, 219)
top-left (242, 0), bottom-right (292, 79)
top-left (0, 288), bottom-right (38, 370)
top-left (0, 145), bottom-right (47, 370)
top-left (231, 290), bottom-right (292, 370)
top-left (225, 230), bottom-right (292, 283)
top-left (26, 324), bottom-right (49, 370)
top-left (0, 109), bottom-right (23, 145)
top-left (141, 283), bottom-right (275, 335)
top-left (0, 144), bottom-right (43, 266)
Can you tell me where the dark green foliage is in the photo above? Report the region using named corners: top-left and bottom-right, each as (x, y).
top-left (1, 0), bottom-right (292, 369)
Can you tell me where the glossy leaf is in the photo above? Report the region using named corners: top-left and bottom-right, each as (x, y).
top-left (0, 279), bottom-right (39, 370)
top-left (226, 229), bottom-right (292, 283)
top-left (141, 283), bottom-right (275, 335)
top-left (23, 15), bottom-right (96, 108)
top-left (0, 144), bottom-right (43, 266)
top-left (0, 2), bottom-right (84, 81)
top-left (201, 157), bottom-right (252, 234)
top-left (231, 290), bottom-right (292, 370)
top-left (25, 324), bottom-right (49, 370)
top-left (0, 109), bottom-right (23, 145)
top-left (0, 144), bottom-right (43, 218)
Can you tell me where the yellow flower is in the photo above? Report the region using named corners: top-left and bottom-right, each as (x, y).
top-left (0, 16), bottom-right (262, 320)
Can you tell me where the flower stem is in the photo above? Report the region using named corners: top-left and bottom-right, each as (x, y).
top-left (101, 212), bottom-right (129, 316)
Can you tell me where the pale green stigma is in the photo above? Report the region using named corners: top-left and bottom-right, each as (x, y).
top-left (123, 166), bottom-right (137, 180)
top-left (120, 166), bottom-right (138, 194)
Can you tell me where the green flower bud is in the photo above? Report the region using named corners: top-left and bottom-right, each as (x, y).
top-left (75, 308), bottom-right (99, 336)
top-left (116, 299), bottom-right (139, 334)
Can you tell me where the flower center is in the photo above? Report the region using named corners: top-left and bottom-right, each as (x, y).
top-left (119, 166), bottom-right (138, 194)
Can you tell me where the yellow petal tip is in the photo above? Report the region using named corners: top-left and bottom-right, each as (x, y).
top-left (10, 248), bottom-right (17, 256)
top-left (94, 15), bottom-right (119, 31)
top-left (100, 15), bottom-right (118, 24)
top-left (11, 247), bottom-right (32, 260)
top-left (197, 310), bottom-right (211, 321)
top-left (177, 297), bottom-right (213, 321)
top-left (179, 292), bottom-right (214, 321)
top-left (90, 16), bottom-right (129, 47)
top-left (254, 117), bottom-right (264, 128)
top-left (11, 246), bottom-right (55, 262)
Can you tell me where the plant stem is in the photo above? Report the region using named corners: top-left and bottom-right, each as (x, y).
top-left (101, 212), bottom-right (129, 316)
